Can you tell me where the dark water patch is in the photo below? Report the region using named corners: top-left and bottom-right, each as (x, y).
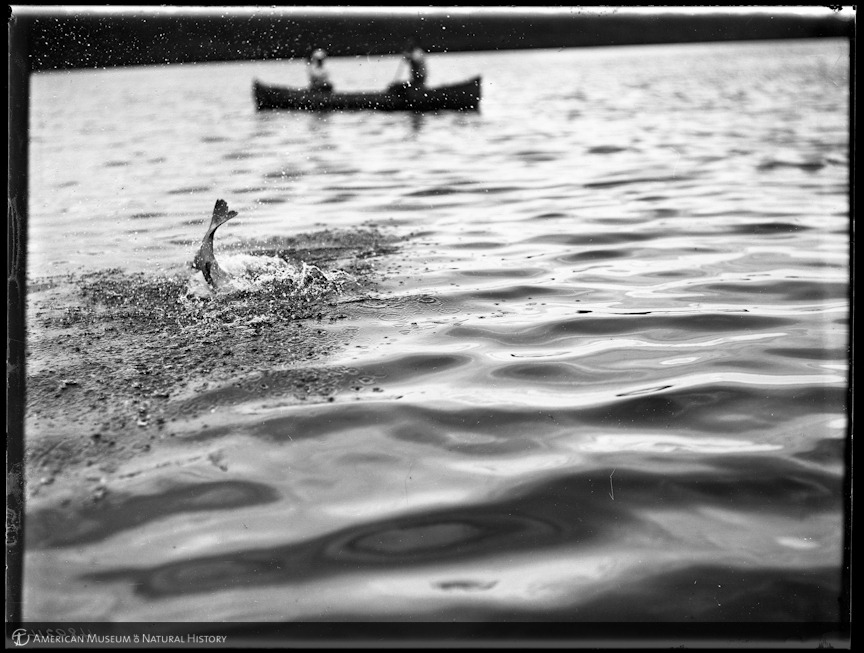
top-left (28, 480), bottom-right (280, 549)
top-left (729, 221), bottom-right (807, 236)
top-left (449, 241), bottom-right (505, 250)
top-left (405, 186), bottom-right (464, 198)
top-left (201, 135), bottom-right (230, 143)
top-left (803, 259), bottom-right (847, 270)
top-left (584, 175), bottom-right (695, 190)
top-left (435, 580), bottom-right (498, 592)
top-left (524, 230), bottom-right (657, 247)
top-left (477, 186), bottom-right (517, 195)
top-left (577, 384), bottom-right (847, 433)
top-left (256, 196), bottom-right (288, 205)
top-left (490, 362), bottom-right (582, 385)
top-left (445, 312), bottom-right (795, 345)
top-left (764, 346), bottom-right (849, 361)
top-left (343, 515), bottom-right (552, 560)
top-left (563, 564), bottom-right (841, 621)
top-left (824, 155), bottom-right (847, 166)
top-left (633, 194), bottom-right (670, 202)
top-left (586, 145), bottom-right (628, 155)
top-left (401, 184), bottom-right (516, 197)
top-left (579, 386), bottom-right (731, 431)
top-left (520, 457), bottom-right (842, 520)
top-left (649, 269), bottom-right (694, 279)
top-left (707, 357), bottom-right (786, 373)
top-left (515, 150), bottom-right (559, 163)
top-left (533, 212), bottom-right (570, 220)
top-left (351, 353), bottom-right (473, 384)
top-left (757, 159), bottom-right (826, 173)
top-left (556, 311), bottom-right (793, 335)
top-left (167, 185), bottom-right (213, 195)
top-left (319, 192), bottom-right (356, 204)
top-left (674, 454), bottom-right (841, 513)
top-left (793, 437), bottom-right (846, 465)
top-left (223, 151), bottom-right (260, 160)
top-left (104, 160), bottom-right (129, 168)
top-left (558, 249), bottom-right (629, 263)
top-left (129, 212), bottom-right (165, 220)
top-left (702, 280), bottom-right (847, 302)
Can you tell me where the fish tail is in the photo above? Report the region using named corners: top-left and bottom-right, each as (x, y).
top-left (207, 199), bottom-right (239, 236)
top-left (193, 199), bottom-right (238, 283)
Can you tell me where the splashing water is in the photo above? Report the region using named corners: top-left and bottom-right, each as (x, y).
top-left (185, 252), bottom-right (356, 298)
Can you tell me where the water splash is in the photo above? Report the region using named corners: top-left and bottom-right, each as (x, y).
top-left (185, 253), bottom-right (356, 300)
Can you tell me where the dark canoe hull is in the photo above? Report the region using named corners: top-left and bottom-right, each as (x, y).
top-left (253, 77), bottom-right (481, 112)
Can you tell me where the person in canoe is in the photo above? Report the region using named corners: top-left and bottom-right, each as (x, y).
top-left (307, 48), bottom-right (333, 93)
top-left (388, 40), bottom-right (427, 94)
top-left (404, 40), bottom-right (427, 88)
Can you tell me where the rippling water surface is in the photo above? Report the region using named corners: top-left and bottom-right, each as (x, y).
top-left (25, 40), bottom-right (849, 623)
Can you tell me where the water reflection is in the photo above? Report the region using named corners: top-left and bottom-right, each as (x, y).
top-left (409, 112), bottom-right (425, 134)
top-left (80, 453), bottom-right (839, 604)
top-left (28, 480), bottom-right (280, 549)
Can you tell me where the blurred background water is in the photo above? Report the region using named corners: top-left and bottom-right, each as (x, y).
top-left (25, 39), bottom-right (849, 622)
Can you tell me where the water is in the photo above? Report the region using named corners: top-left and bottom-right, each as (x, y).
top-left (24, 40), bottom-right (849, 624)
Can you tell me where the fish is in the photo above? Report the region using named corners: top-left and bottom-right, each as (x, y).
top-left (190, 199), bottom-right (338, 294)
top-left (192, 199), bottom-right (238, 289)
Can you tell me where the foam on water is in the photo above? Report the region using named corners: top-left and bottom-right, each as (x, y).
top-left (185, 252), bottom-right (354, 298)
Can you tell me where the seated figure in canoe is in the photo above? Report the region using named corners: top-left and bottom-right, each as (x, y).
top-left (405, 40), bottom-right (427, 88)
top-left (307, 48), bottom-right (333, 93)
top-left (388, 39), bottom-right (427, 94)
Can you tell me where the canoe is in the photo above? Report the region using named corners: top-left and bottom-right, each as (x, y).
top-left (253, 76), bottom-right (481, 112)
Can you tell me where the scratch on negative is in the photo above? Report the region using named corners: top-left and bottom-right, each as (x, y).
top-left (609, 468), bottom-right (616, 501)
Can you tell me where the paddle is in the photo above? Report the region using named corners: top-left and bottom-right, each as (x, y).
top-left (388, 57), bottom-right (406, 92)
top-left (391, 57), bottom-right (406, 83)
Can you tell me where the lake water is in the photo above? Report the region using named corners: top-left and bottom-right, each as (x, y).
top-left (23, 39), bottom-right (849, 626)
